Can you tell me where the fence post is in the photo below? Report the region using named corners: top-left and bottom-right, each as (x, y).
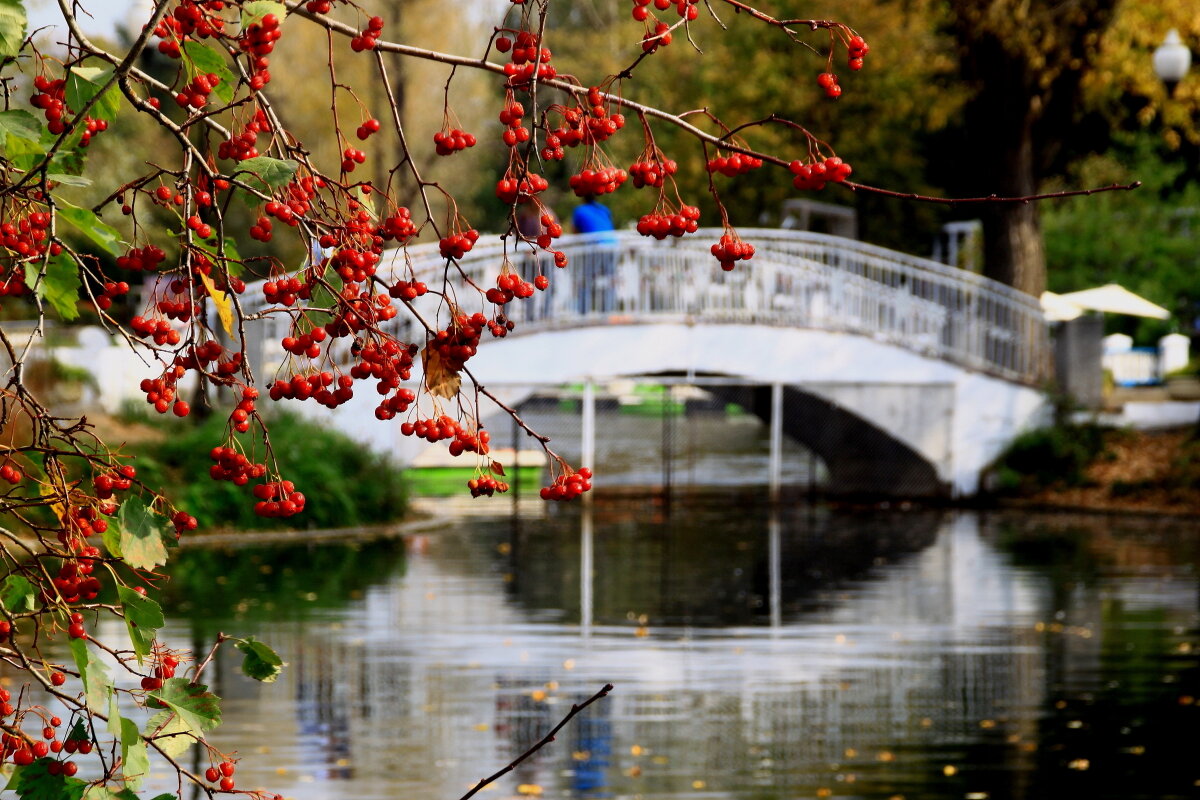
top-left (769, 382), bottom-right (783, 504)
top-left (582, 378), bottom-right (596, 496)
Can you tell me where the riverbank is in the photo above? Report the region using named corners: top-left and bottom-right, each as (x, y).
top-left (995, 425), bottom-right (1200, 517)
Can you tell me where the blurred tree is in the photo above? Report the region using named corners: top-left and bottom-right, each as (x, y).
top-left (1043, 132), bottom-right (1200, 343)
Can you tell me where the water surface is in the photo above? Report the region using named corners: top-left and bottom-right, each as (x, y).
top-left (156, 500), bottom-right (1200, 800)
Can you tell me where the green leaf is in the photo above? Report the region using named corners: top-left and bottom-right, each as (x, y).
top-left (181, 41), bottom-right (235, 105)
top-left (297, 270), bottom-right (341, 334)
top-left (242, 0), bottom-right (285, 28)
top-left (83, 786), bottom-right (140, 800)
top-left (101, 517), bottom-right (123, 560)
top-left (6, 759), bottom-right (87, 800)
top-left (142, 709), bottom-right (196, 760)
top-left (46, 173), bottom-right (91, 187)
top-left (34, 252), bottom-right (82, 322)
top-left (148, 678), bottom-right (221, 735)
top-left (65, 65), bottom-right (121, 123)
top-left (117, 586), bottom-right (164, 664)
top-left (107, 693), bottom-right (122, 738)
top-left (117, 497), bottom-right (169, 571)
top-left (119, 718), bottom-right (149, 791)
top-left (0, 574), bottom-right (36, 612)
top-left (236, 156), bottom-right (298, 190)
top-left (69, 638), bottom-right (112, 713)
top-left (68, 720), bottom-right (88, 744)
top-left (0, 0), bottom-right (27, 59)
top-left (0, 110), bottom-right (42, 144)
top-left (4, 133), bottom-right (45, 172)
top-left (236, 637), bottom-right (285, 683)
top-left (194, 235), bottom-right (243, 277)
top-left (58, 205), bottom-right (124, 257)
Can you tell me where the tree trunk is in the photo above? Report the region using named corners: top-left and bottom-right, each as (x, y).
top-left (949, 0), bottom-right (1119, 297)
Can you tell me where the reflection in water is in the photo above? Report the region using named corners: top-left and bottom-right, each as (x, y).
top-left (152, 501), bottom-right (1199, 800)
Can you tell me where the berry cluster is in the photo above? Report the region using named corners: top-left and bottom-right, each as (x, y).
top-left (351, 15), bottom-right (385, 51)
top-left (217, 109), bottom-right (271, 161)
top-left (789, 156), bottom-right (853, 190)
top-left (400, 415), bottom-right (489, 454)
top-left (388, 278), bottom-right (428, 301)
top-left (185, 213), bottom-right (214, 240)
top-left (94, 280), bottom-right (130, 311)
top-left (498, 30), bottom-right (557, 86)
top-left (545, 87), bottom-right (625, 156)
top-left (227, 386), bottom-right (259, 434)
top-left (439, 226), bottom-right (480, 259)
top-left (711, 232), bottom-right (755, 271)
top-left (380, 207), bottom-right (418, 243)
top-left (630, 155), bottom-right (677, 189)
top-left (208, 446), bottom-right (267, 487)
top-left (816, 72), bottom-right (842, 99)
top-left (486, 271), bottom-right (536, 305)
top-left (139, 653), bottom-right (180, 691)
top-left (540, 467), bottom-right (593, 500)
top-left (93, 465), bottom-right (135, 499)
top-left (636, 204), bottom-right (700, 239)
top-left (569, 165), bottom-right (627, 197)
top-left (846, 34), bottom-right (869, 70)
top-left (495, 171), bottom-right (549, 204)
top-left (281, 328), bottom-right (326, 359)
top-left (263, 277), bottom-right (302, 307)
top-left (130, 317), bottom-right (181, 346)
top-left (153, 0), bottom-right (226, 58)
top-left (323, 283), bottom-right (399, 337)
top-left (30, 76), bottom-right (107, 143)
top-left (0, 463), bottom-right (21, 485)
top-left (348, 340), bottom-right (417, 419)
top-left (430, 312), bottom-right (487, 373)
top-left (115, 243), bottom-right (167, 271)
top-left (0, 211), bottom-right (58, 279)
top-left (238, 13), bottom-right (283, 90)
top-left (498, 98), bottom-right (530, 147)
top-left (631, 0), bottom-right (698, 22)
top-left (252, 480), bottom-right (306, 518)
top-left (53, 551), bottom-right (102, 604)
top-left (67, 611), bottom-right (87, 640)
top-left (642, 22), bottom-right (673, 53)
top-left (706, 151), bottom-right (763, 177)
top-left (468, 474), bottom-right (508, 497)
top-left (434, 126), bottom-right (476, 154)
top-left (341, 146), bottom-right (367, 173)
top-left (174, 72), bottom-right (222, 110)
top-left (204, 761), bottom-right (238, 793)
top-left (356, 117), bottom-right (381, 140)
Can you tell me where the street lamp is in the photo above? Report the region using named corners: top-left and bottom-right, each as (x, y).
top-left (1153, 29), bottom-right (1191, 97)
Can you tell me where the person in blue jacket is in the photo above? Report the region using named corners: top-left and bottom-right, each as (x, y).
top-left (572, 196), bottom-right (618, 314)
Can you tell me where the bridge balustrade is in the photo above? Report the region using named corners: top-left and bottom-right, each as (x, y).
top-left (239, 229), bottom-right (1049, 386)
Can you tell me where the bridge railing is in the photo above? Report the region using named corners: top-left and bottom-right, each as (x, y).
top-left (239, 229), bottom-right (1049, 386)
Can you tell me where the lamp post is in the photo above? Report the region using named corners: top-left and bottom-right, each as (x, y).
top-left (1153, 29), bottom-right (1191, 97)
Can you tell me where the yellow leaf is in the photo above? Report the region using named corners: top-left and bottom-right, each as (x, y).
top-left (516, 785), bottom-right (542, 796)
top-left (421, 345), bottom-right (461, 399)
top-left (198, 272), bottom-right (234, 337)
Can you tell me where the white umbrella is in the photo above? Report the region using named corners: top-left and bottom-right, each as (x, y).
top-left (1039, 291), bottom-right (1085, 322)
top-left (1055, 283), bottom-right (1170, 320)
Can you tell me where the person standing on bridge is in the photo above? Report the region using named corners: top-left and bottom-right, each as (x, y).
top-left (572, 194), bottom-right (618, 314)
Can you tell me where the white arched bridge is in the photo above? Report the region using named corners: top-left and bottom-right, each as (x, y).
top-left (248, 229), bottom-right (1052, 498)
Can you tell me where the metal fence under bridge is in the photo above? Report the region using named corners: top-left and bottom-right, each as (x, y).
top-left (476, 376), bottom-right (956, 503)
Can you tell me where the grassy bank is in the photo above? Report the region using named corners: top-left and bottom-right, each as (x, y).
top-left (120, 411), bottom-right (406, 531)
top-left (989, 422), bottom-right (1200, 515)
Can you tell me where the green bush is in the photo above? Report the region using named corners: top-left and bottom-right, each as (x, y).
top-left (128, 411), bottom-right (406, 531)
top-left (992, 422), bottom-right (1111, 493)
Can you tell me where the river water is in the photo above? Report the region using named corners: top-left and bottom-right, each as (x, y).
top-left (152, 499), bottom-right (1199, 800)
